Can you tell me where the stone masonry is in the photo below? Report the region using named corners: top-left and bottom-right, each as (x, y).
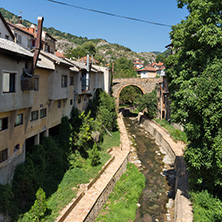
top-left (112, 78), bottom-right (162, 109)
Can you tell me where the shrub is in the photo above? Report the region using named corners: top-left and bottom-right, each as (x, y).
top-left (0, 184), bottom-right (13, 215)
top-left (97, 92), bottom-right (117, 132)
top-left (134, 89), bottom-right (157, 119)
top-left (20, 188), bottom-right (47, 222)
top-left (90, 143), bottom-right (101, 166)
top-left (191, 190), bottom-right (222, 222)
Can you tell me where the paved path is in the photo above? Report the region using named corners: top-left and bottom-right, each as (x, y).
top-left (58, 115), bottom-right (130, 222)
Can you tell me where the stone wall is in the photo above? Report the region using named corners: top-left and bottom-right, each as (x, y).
top-left (84, 156), bottom-right (129, 222)
top-left (112, 78), bottom-right (162, 109)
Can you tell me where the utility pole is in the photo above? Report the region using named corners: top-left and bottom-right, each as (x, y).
top-left (86, 54), bottom-right (90, 90)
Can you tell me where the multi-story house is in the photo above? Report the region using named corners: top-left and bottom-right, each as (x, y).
top-left (7, 21), bottom-right (35, 50)
top-left (0, 12), bottom-right (14, 41)
top-left (137, 66), bottom-right (157, 78)
top-left (0, 15), bottom-right (111, 185)
top-left (133, 58), bottom-right (143, 70)
top-left (0, 37), bottom-right (34, 184)
top-left (7, 16), bottom-right (56, 53)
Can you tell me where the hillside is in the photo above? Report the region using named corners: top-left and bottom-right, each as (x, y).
top-left (0, 7), bottom-right (156, 64)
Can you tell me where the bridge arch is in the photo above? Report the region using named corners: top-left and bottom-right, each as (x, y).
top-left (112, 78), bottom-right (162, 110)
top-left (117, 84), bottom-right (145, 108)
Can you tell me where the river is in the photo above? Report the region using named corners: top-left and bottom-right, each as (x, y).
top-left (123, 114), bottom-right (175, 222)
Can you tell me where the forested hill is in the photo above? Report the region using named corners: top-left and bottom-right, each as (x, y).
top-left (0, 7), bottom-right (157, 65)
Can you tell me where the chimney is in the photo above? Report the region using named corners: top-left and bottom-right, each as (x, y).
top-left (18, 15), bottom-right (22, 24)
top-left (32, 17), bottom-right (44, 74)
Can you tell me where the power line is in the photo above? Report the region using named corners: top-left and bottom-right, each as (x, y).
top-left (47, 0), bottom-right (172, 27)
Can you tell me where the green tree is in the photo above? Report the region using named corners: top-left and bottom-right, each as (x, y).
top-left (72, 111), bottom-right (95, 157)
top-left (119, 85), bottom-right (142, 106)
top-left (90, 143), bottom-right (101, 166)
top-left (156, 49), bottom-right (171, 62)
top-left (65, 41), bottom-right (96, 59)
top-left (97, 92), bottom-right (118, 132)
top-left (113, 57), bottom-right (136, 78)
top-left (165, 0), bottom-right (222, 191)
top-left (134, 89), bottom-right (157, 119)
top-left (23, 188), bottom-right (47, 222)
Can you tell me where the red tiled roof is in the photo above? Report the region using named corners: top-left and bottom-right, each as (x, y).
top-left (152, 62), bottom-right (164, 67)
top-left (158, 66), bottom-right (165, 70)
top-left (55, 51), bottom-right (65, 58)
top-left (78, 56), bottom-right (99, 64)
top-left (138, 66), bottom-right (157, 72)
top-left (7, 21), bottom-right (35, 37)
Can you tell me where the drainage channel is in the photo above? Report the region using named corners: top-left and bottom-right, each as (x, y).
top-left (123, 115), bottom-right (175, 222)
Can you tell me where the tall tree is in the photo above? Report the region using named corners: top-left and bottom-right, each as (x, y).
top-left (65, 41), bottom-right (96, 59)
top-left (113, 57), bottom-right (136, 78)
top-left (165, 0), bottom-right (222, 192)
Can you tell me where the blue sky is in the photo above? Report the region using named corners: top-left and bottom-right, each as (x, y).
top-left (1, 0), bottom-right (188, 53)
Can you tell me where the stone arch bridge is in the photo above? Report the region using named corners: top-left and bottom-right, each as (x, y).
top-left (112, 78), bottom-right (162, 109)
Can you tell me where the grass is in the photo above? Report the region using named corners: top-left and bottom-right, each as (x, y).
top-left (154, 119), bottom-right (188, 143)
top-left (100, 131), bottom-right (120, 150)
top-left (96, 163), bottom-right (145, 222)
top-left (34, 131), bottom-right (120, 222)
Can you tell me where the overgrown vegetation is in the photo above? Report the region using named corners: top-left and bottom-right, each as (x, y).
top-left (165, 0), bottom-right (222, 220)
top-left (65, 41), bottom-right (96, 59)
top-left (155, 48), bottom-right (171, 63)
top-left (154, 119), bottom-right (188, 143)
top-left (134, 89), bottom-right (157, 119)
top-left (96, 163), bottom-right (145, 222)
top-left (0, 90), bottom-right (119, 221)
top-left (119, 85), bottom-right (142, 106)
top-left (191, 190), bottom-right (222, 222)
top-left (112, 57), bottom-right (137, 78)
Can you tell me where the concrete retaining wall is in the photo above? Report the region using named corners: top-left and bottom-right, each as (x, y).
top-left (140, 117), bottom-right (176, 163)
top-left (0, 148), bottom-right (25, 185)
top-left (139, 116), bottom-right (193, 222)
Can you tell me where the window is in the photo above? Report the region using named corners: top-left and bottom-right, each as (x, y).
top-left (15, 114), bottom-right (23, 126)
top-left (0, 117), bottom-right (8, 131)
top-left (61, 75), bottom-right (68, 87)
top-left (27, 39), bottom-right (32, 49)
top-left (81, 70), bottom-right (90, 91)
top-left (58, 100), bottom-right (61, 108)
top-left (31, 111), bottom-right (38, 121)
top-left (17, 35), bottom-right (22, 44)
top-left (70, 99), bottom-right (73, 105)
top-left (70, 76), bottom-right (74, 86)
top-left (40, 108), bottom-right (47, 118)
top-left (3, 72), bottom-right (16, 93)
top-left (14, 144), bottom-right (20, 152)
top-left (5, 35), bottom-right (9, 40)
top-left (77, 96), bottom-right (81, 104)
top-left (0, 148), bottom-right (8, 163)
top-left (34, 76), bottom-right (39, 91)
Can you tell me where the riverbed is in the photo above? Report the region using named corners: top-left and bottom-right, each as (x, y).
top-left (123, 116), bottom-right (175, 222)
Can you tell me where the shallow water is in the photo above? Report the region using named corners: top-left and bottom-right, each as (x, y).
top-left (123, 116), bottom-right (172, 222)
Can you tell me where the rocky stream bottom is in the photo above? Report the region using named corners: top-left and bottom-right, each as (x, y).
top-left (123, 115), bottom-right (175, 222)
